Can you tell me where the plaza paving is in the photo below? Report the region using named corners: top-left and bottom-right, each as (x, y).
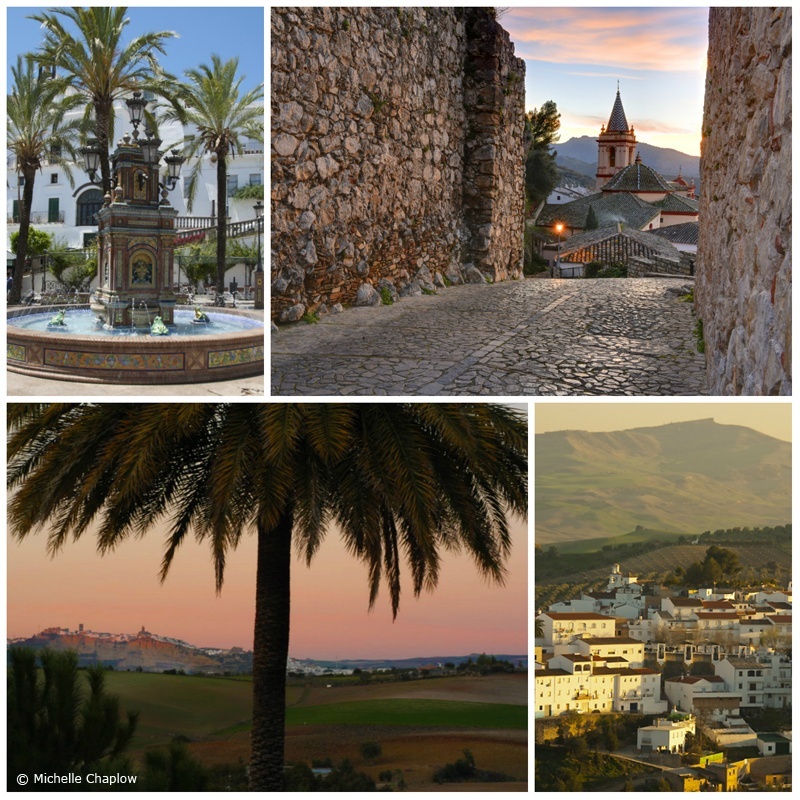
top-left (271, 278), bottom-right (709, 396)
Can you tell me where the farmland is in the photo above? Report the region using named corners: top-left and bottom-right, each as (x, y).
top-left (103, 671), bottom-right (527, 790)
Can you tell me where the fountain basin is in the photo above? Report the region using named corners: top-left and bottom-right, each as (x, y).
top-left (8, 305), bottom-right (264, 384)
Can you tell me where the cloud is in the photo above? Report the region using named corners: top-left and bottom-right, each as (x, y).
top-left (566, 71), bottom-right (644, 80)
top-left (505, 7), bottom-right (708, 74)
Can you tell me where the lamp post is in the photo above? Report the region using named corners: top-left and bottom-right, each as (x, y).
top-left (554, 223), bottom-right (564, 278)
top-left (254, 200), bottom-right (264, 310)
top-left (82, 93), bottom-right (185, 194)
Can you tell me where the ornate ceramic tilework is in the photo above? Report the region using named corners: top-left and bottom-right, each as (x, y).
top-left (208, 346), bottom-right (264, 369)
top-left (44, 349), bottom-right (184, 371)
top-left (8, 344), bottom-right (26, 362)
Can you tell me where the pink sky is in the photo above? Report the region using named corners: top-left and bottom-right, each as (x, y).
top-left (7, 515), bottom-right (527, 660)
top-left (503, 7), bottom-right (709, 156)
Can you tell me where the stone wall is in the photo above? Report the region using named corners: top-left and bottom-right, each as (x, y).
top-left (695, 7), bottom-right (791, 395)
top-left (271, 8), bottom-right (525, 320)
top-left (628, 252), bottom-right (695, 278)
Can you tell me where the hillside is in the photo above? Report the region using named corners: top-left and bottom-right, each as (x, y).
top-left (555, 136), bottom-right (700, 183)
top-left (536, 419), bottom-right (791, 544)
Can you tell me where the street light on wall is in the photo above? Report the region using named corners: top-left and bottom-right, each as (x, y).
top-left (554, 222), bottom-right (564, 278)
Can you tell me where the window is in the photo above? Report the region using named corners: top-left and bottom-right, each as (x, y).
top-left (749, 696), bottom-right (756, 704)
top-left (12, 200), bottom-right (19, 223)
top-left (249, 173), bottom-right (261, 186)
top-left (48, 198), bottom-right (60, 223)
top-left (18, 176), bottom-right (25, 187)
top-left (226, 174), bottom-right (239, 194)
top-left (749, 683), bottom-right (757, 691)
top-left (50, 173), bottom-right (58, 184)
top-left (76, 188), bottom-right (103, 227)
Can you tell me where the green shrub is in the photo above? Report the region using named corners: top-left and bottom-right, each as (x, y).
top-left (380, 286), bottom-right (393, 305)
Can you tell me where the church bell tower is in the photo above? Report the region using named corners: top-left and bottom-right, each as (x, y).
top-left (596, 86), bottom-right (637, 190)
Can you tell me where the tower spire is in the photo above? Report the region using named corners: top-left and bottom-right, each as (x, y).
top-left (607, 87), bottom-right (629, 132)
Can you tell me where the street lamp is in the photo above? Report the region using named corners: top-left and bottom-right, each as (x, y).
top-left (554, 223), bottom-right (564, 278)
top-left (80, 139), bottom-right (102, 184)
top-left (254, 200), bottom-right (264, 310)
top-left (82, 94), bottom-right (185, 193)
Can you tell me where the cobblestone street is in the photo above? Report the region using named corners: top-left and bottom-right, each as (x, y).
top-left (271, 278), bottom-right (709, 396)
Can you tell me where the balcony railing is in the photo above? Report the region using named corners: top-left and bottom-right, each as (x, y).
top-left (176, 216), bottom-right (223, 230)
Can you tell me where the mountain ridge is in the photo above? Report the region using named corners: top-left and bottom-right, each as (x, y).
top-left (554, 135), bottom-right (701, 183)
top-left (536, 419), bottom-right (790, 545)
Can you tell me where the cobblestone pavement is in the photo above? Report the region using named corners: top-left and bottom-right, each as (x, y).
top-left (271, 278), bottom-right (709, 396)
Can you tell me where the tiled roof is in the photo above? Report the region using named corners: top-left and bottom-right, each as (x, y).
top-left (652, 222), bottom-right (699, 245)
top-left (702, 600), bottom-right (735, 609)
top-left (607, 89), bottom-right (629, 132)
top-left (534, 668), bottom-right (572, 677)
top-left (541, 612), bottom-right (611, 620)
top-left (538, 191), bottom-right (659, 231)
top-left (558, 225), bottom-right (681, 264)
top-left (667, 675), bottom-right (725, 684)
top-left (669, 597), bottom-right (703, 607)
top-left (654, 194), bottom-right (700, 213)
top-left (603, 161), bottom-right (674, 193)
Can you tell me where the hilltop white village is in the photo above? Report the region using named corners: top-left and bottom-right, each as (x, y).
top-left (535, 562), bottom-right (792, 791)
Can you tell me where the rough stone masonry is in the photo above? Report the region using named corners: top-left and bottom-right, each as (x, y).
top-left (271, 7), bottom-right (526, 321)
top-left (696, 7), bottom-right (791, 395)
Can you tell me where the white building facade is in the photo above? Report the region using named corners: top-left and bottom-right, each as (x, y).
top-left (8, 92), bottom-right (264, 251)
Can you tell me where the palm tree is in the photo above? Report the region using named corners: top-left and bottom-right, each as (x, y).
top-left (161, 56), bottom-right (263, 296)
top-left (7, 57), bottom-right (84, 304)
top-left (29, 7), bottom-right (177, 194)
top-left (8, 403), bottom-right (527, 791)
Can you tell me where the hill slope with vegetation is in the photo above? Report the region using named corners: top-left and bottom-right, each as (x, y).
top-left (536, 419), bottom-right (790, 543)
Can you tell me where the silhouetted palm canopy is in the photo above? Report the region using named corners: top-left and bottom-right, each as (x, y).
top-left (8, 403), bottom-right (527, 791)
top-left (30, 7), bottom-right (177, 193)
top-left (160, 56), bottom-right (264, 294)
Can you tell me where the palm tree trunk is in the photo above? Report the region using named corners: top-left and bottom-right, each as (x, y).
top-left (10, 169), bottom-right (36, 305)
top-left (95, 99), bottom-right (114, 195)
top-left (216, 153), bottom-right (227, 297)
top-left (249, 510), bottom-right (292, 791)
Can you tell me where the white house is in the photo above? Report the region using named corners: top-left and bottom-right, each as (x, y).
top-left (664, 675), bottom-right (740, 720)
top-left (537, 612), bottom-right (616, 648)
top-left (637, 715), bottom-right (696, 753)
top-left (535, 655), bottom-right (667, 717)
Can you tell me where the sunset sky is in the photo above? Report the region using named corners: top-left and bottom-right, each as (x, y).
top-left (7, 406), bottom-right (528, 660)
top-left (504, 7), bottom-right (709, 156)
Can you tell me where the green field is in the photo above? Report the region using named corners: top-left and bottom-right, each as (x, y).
top-left (100, 672), bottom-right (526, 754)
top-left (286, 699), bottom-right (526, 729)
top-left (104, 672), bottom-right (256, 748)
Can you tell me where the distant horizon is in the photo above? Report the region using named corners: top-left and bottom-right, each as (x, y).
top-left (535, 403), bottom-right (791, 443)
top-left (8, 623), bottom-right (528, 663)
top-left (8, 514), bottom-right (527, 659)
